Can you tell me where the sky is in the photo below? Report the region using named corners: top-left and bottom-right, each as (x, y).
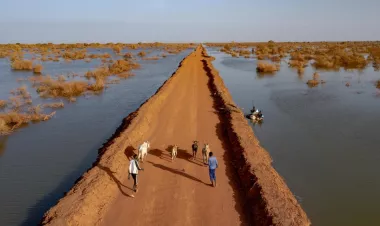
top-left (0, 0), bottom-right (379, 43)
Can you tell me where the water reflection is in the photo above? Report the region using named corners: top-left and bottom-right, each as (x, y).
top-left (0, 136), bottom-right (8, 156)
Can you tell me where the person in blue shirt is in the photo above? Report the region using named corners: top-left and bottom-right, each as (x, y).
top-left (208, 152), bottom-right (218, 187)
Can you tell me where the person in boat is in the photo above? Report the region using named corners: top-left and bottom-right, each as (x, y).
top-left (256, 111), bottom-right (263, 119)
top-left (250, 106), bottom-right (256, 113)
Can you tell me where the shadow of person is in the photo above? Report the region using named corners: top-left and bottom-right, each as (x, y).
top-left (149, 148), bottom-right (172, 162)
top-left (171, 147), bottom-right (202, 166)
top-left (124, 145), bottom-right (136, 159)
top-left (147, 161), bottom-right (207, 185)
top-left (97, 164), bottom-right (134, 197)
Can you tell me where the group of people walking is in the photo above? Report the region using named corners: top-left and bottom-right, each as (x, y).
top-left (128, 140), bottom-right (219, 196)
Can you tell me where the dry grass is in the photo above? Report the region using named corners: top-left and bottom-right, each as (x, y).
top-left (62, 50), bottom-right (86, 60)
top-left (88, 78), bottom-right (105, 92)
top-left (116, 72), bottom-right (134, 79)
top-left (35, 76), bottom-right (88, 99)
top-left (306, 72), bottom-right (321, 87)
top-left (306, 79), bottom-right (320, 87)
top-left (33, 64), bottom-right (43, 74)
top-left (43, 102), bottom-right (64, 109)
top-left (376, 80), bottom-right (380, 89)
top-left (11, 59), bottom-right (33, 70)
top-left (107, 78), bottom-right (120, 84)
top-left (124, 52), bottom-right (133, 60)
top-left (270, 55), bottom-right (281, 62)
top-left (109, 59), bottom-right (140, 74)
top-left (0, 100), bottom-right (7, 109)
top-left (144, 56), bottom-right (160, 60)
top-left (112, 45), bottom-right (122, 54)
top-left (256, 61), bottom-right (279, 73)
top-left (0, 110), bottom-right (55, 135)
top-left (85, 67), bottom-right (110, 79)
top-left (138, 51), bottom-right (146, 58)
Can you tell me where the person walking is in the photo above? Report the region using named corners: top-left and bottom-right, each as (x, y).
top-left (192, 141), bottom-right (198, 160)
top-left (128, 154), bottom-right (144, 195)
top-left (208, 152), bottom-right (218, 187)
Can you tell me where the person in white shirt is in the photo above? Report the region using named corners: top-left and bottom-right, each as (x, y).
top-left (128, 154), bottom-right (143, 193)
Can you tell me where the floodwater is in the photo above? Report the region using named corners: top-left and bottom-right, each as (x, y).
top-left (0, 48), bottom-right (192, 226)
top-left (207, 48), bottom-right (380, 226)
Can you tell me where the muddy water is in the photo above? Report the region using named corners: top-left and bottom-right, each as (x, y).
top-left (207, 48), bottom-right (380, 226)
top-left (0, 49), bottom-right (191, 226)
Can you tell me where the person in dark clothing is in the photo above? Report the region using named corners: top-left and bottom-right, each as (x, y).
top-left (250, 106), bottom-right (256, 113)
top-left (257, 111), bottom-right (263, 119)
top-left (128, 154), bottom-right (143, 194)
top-left (192, 141), bottom-right (198, 159)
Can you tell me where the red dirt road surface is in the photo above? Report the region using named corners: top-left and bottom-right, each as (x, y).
top-left (101, 49), bottom-right (246, 226)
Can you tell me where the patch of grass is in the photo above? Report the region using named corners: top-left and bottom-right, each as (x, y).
top-left (116, 72), bottom-right (134, 79)
top-left (109, 59), bottom-right (140, 74)
top-left (0, 100), bottom-right (7, 109)
top-left (306, 79), bottom-right (320, 87)
top-left (0, 110), bottom-right (55, 135)
top-left (35, 76), bottom-right (88, 99)
top-left (124, 52), bottom-right (133, 60)
top-left (306, 72), bottom-right (320, 87)
top-left (270, 55), bottom-right (281, 62)
top-left (88, 78), bottom-right (105, 92)
top-left (144, 56), bottom-right (160, 60)
top-left (138, 51), bottom-right (146, 58)
top-left (11, 59), bottom-right (33, 70)
top-left (85, 67), bottom-right (110, 79)
top-left (256, 61), bottom-right (279, 73)
top-left (43, 102), bottom-right (64, 109)
top-left (33, 64), bottom-right (43, 74)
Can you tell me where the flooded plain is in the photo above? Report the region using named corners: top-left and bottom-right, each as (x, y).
top-left (207, 47), bottom-right (380, 226)
top-left (0, 48), bottom-right (192, 225)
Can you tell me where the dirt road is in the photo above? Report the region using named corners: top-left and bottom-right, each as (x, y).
top-left (42, 46), bottom-right (310, 226)
top-left (100, 48), bottom-right (247, 226)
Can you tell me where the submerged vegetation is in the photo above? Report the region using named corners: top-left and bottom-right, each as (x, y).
top-left (256, 61), bottom-right (279, 73)
top-left (11, 59), bottom-right (33, 70)
top-left (209, 41), bottom-right (380, 88)
top-left (0, 42), bottom-right (196, 136)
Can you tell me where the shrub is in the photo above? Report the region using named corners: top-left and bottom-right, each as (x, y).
top-left (85, 67), bottom-right (110, 79)
top-left (117, 72), bottom-right (134, 79)
top-left (306, 72), bottom-right (321, 87)
top-left (306, 79), bottom-right (320, 87)
top-left (113, 45), bottom-right (122, 54)
top-left (35, 76), bottom-right (88, 99)
top-left (124, 52), bottom-right (133, 60)
top-left (289, 60), bottom-right (307, 69)
top-left (0, 100), bottom-right (7, 109)
top-left (257, 55), bottom-right (265, 60)
top-left (270, 55), bottom-right (281, 62)
top-left (256, 61), bottom-right (279, 73)
top-left (312, 55), bottom-right (337, 69)
top-left (88, 78), bottom-right (105, 92)
top-left (144, 56), bottom-right (160, 60)
top-left (11, 59), bottom-right (33, 70)
top-left (290, 52), bottom-right (305, 61)
top-left (33, 64), bottom-right (43, 74)
top-left (138, 51), bottom-right (146, 58)
top-left (109, 60), bottom-right (140, 74)
top-left (43, 102), bottom-right (64, 109)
